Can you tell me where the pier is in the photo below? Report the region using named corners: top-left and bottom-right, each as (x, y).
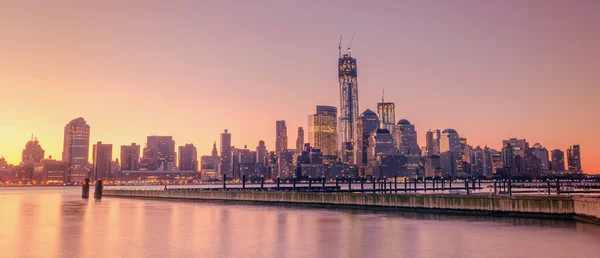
top-left (103, 189), bottom-right (600, 225)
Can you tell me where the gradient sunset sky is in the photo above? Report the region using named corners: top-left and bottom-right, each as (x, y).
top-left (1, 1), bottom-right (599, 173)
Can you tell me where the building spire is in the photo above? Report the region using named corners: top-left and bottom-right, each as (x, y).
top-left (382, 89), bottom-right (385, 103)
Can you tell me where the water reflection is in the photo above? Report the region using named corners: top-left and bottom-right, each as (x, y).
top-left (0, 187), bottom-right (599, 258)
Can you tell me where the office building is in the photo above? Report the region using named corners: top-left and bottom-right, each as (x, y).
top-left (502, 138), bottom-right (529, 158)
top-left (92, 141), bottom-right (113, 180)
top-left (357, 109), bottom-right (379, 167)
top-left (141, 136), bottom-right (176, 171)
top-left (278, 150), bottom-right (294, 178)
top-left (439, 129), bottom-right (460, 177)
top-left (120, 143), bottom-right (140, 171)
top-left (393, 119), bottom-right (419, 155)
top-left (275, 120), bottom-right (288, 155)
top-left (377, 96), bottom-right (395, 134)
top-left (296, 127), bottom-right (304, 152)
top-left (567, 145), bottom-right (582, 172)
top-left (551, 149), bottom-right (565, 172)
top-left (308, 105), bottom-right (337, 156)
top-left (178, 143), bottom-right (198, 172)
top-left (62, 117), bottom-right (91, 183)
top-left (530, 143), bottom-right (550, 171)
top-left (220, 129), bottom-right (232, 177)
top-left (425, 155), bottom-right (442, 178)
top-left (256, 140), bottom-right (267, 165)
top-left (425, 129), bottom-right (441, 156)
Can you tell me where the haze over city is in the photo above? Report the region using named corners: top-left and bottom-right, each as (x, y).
top-left (1, 1), bottom-right (599, 174)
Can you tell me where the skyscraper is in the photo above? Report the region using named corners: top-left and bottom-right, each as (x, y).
top-left (220, 129), bottom-right (232, 177)
top-left (567, 145), bottom-right (582, 172)
top-left (531, 143), bottom-right (550, 171)
top-left (62, 117), bottom-right (91, 183)
top-left (120, 143), bottom-right (140, 171)
top-left (440, 129), bottom-right (461, 153)
top-left (142, 136), bottom-right (176, 170)
top-left (22, 136), bottom-right (45, 164)
top-left (296, 127), bottom-right (304, 152)
top-left (178, 143), bottom-right (198, 171)
top-left (425, 129), bottom-right (441, 156)
top-left (256, 140), bottom-right (267, 165)
top-left (338, 42), bottom-right (359, 164)
top-left (367, 129), bottom-right (395, 173)
top-left (92, 141), bottom-right (113, 180)
top-left (377, 94), bottom-right (395, 134)
top-left (393, 119), bottom-right (419, 155)
top-left (502, 138), bottom-right (529, 158)
top-left (275, 120), bottom-right (288, 155)
top-left (278, 150), bottom-right (294, 178)
top-left (308, 105), bottom-right (337, 156)
top-left (440, 129), bottom-right (460, 177)
top-left (551, 149), bottom-right (565, 172)
top-left (357, 109), bottom-right (379, 166)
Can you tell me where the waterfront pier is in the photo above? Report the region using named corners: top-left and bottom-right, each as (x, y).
top-left (104, 189), bottom-right (600, 225)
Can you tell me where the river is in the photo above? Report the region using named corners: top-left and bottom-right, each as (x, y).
top-left (1, 187), bottom-right (599, 258)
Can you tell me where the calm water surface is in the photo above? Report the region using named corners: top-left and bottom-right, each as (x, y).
top-left (1, 187), bottom-right (599, 258)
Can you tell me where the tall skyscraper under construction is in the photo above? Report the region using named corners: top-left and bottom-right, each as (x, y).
top-left (338, 36), bottom-right (359, 164)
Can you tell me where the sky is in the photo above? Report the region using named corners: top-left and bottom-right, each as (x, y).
top-left (1, 0), bottom-right (599, 173)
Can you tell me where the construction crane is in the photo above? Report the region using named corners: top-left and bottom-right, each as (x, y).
top-left (347, 33), bottom-right (355, 56)
top-left (339, 35), bottom-right (343, 58)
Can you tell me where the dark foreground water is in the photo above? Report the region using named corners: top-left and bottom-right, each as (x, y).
top-left (1, 187), bottom-right (599, 258)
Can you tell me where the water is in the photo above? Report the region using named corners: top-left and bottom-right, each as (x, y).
top-left (1, 187), bottom-right (599, 258)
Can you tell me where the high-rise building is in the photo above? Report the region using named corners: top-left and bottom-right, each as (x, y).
top-left (440, 129), bottom-right (461, 154)
top-left (275, 121), bottom-right (288, 155)
top-left (296, 127), bottom-right (304, 152)
top-left (393, 119), bottom-right (420, 155)
top-left (551, 149), bottom-right (565, 172)
top-left (440, 129), bottom-right (460, 177)
top-left (530, 143), bottom-right (550, 171)
top-left (256, 140), bottom-right (267, 165)
top-left (338, 43), bottom-right (359, 164)
top-left (567, 145), bottom-right (582, 172)
top-left (357, 109), bottom-right (379, 167)
top-left (220, 129), bottom-right (232, 177)
top-left (472, 145), bottom-right (493, 178)
top-left (425, 129), bottom-right (441, 156)
top-left (22, 136), bottom-right (45, 165)
top-left (491, 150), bottom-right (504, 176)
top-left (377, 96), bottom-right (395, 134)
top-left (502, 138), bottom-right (529, 158)
top-left (62, 117), bottom-right (91, 183)
top-left (425, 155), bottom-right (442, 178)
top-left (178, 144), bottom-right (198, 172)
top-left (142, 136), bottom-right (176, 171)
top-left (367, 129), bottom-right (395, 173)
top-left (266, 151), bottom-right (278, 179)
top-left (394, 119), bottom-right (420, 176)
top-left (120, 143), bottom-right (140, 171)
top-left (278, 150), bottom-right (294, 178)
top-left (308, 105), bottom-right (337, 156)
top-left (92, 141), bottom-right (113, 180)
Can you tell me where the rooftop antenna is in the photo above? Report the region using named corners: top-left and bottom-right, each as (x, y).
top-left (347, 33), bottom-right (355, 56)
top-left (338, 35), bottom-right (343, 58)
top-left (382, 89), bottom-right (385, 103)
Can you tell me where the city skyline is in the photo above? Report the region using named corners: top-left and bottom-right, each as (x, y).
top-left (1, 1), bottom-right (599, 174)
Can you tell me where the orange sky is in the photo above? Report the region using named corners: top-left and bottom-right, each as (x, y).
top-left (1, 1), bottom-right (599, 173)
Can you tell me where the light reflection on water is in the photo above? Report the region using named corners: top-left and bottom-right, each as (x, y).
top-left (1, 187), bottom-right (599, 258)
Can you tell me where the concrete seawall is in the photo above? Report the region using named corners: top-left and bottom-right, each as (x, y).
top-left (104, 190), bottom-right (600, 224)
